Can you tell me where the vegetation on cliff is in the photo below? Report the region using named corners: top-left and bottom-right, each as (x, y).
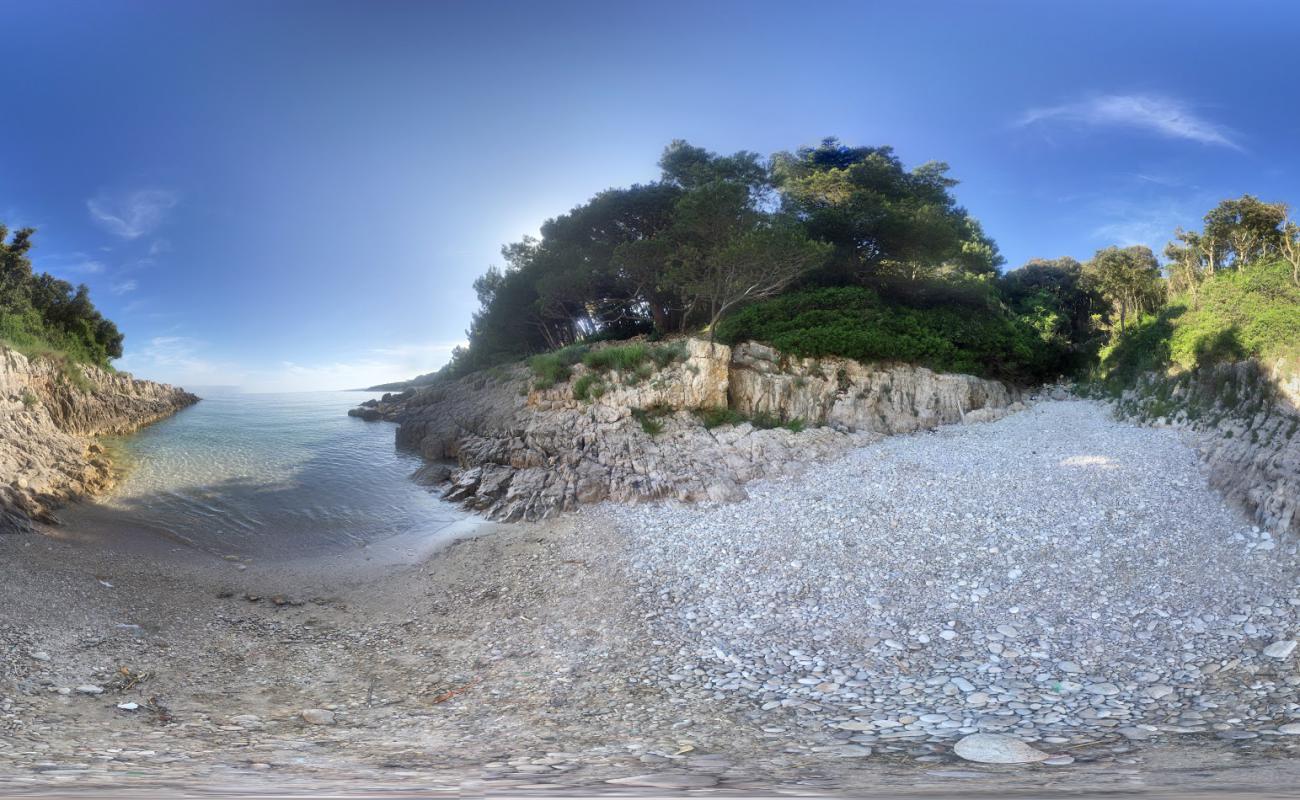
top-left (374, 136), bottom-right (1300, 395)
top-left (1, 225), bottom-right (123, 369)
top-left (714, 286), bottom-right (1059, 384)
top-left (443, 138), bottom-right (1017, 379)
top-left (1099, 258), bottom-right (1300, 393)
top-left (1098, 197), bottom-right (1300, 394)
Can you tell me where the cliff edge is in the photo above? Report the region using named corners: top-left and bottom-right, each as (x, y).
top-left (1113, 358), bottom-right (1300, 536)
top-left (1, 347), bottom-right (198, 531)
top-left (352, 338), bottom-right (1023, 521)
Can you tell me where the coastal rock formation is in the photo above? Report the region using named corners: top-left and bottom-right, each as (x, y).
top-left (730, 342), bottom-right (1015, 433)
top-left (354, 338), bottom-right (1022, 521)
top-left (1115, 358), bottom-right (1300, 536)
top-left (0, 347), bottom-right (198, 531)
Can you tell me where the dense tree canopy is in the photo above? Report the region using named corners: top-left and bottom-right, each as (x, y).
top-left (1084, 245), bottom-right (1164, 333)
top-left (772, 138), bottom-right (1002, 283)
top-left (432, 142), bottom-right (1299, 392)
top-left (999, 257), bottom-right (1106, 373)
top-left (445, 137), bottom-right (1005, 377)
top-left (0, 224), bottom-right (123, 368)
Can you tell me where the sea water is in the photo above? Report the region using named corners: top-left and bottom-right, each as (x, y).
top-left (59, 388), bottom-right (467, 559)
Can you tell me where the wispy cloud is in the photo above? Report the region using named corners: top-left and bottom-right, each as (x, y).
top-left (1087, 195), bottom-right (1206, 251)
top-left (87, 189), bottom-right (179, 239)
top-left (1018, 94), bottom-right (1242, 150)
top-left (110, 279), bottom-right (137, 295)
top-left (42, 252), bottom-right (107, 277)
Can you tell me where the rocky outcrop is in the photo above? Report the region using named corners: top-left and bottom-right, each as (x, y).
top-left (354, 338), bottom-right (1022, 521)
top-left (730, 342), bottom-right (1015, 434)
top-left (0, 348), bottom-right (198, 531)
top-left (1114, 358), bottom-right (1300, 536)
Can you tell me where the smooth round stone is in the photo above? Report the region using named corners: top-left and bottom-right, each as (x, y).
top-left (953, 733), bottom-right (1050, 764)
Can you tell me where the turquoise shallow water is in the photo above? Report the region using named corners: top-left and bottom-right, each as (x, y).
top-left (60, 389), bottom-right (466, 558)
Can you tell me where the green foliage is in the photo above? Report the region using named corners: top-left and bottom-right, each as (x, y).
top-left (1099, 260), bottom-right (1300, 393)
top-left (1096, 307), bottom-right (1182, 393)
top-left (691, 406), bottom-right (806, 432)
top-left (999, 257), bottom-right (1106, 373)
top-left (0, 224), bottom-right (123, 369)
top-left (528, 344), bottom-right (589, 390)
top-left (572, 373), bottom-right (606, 402)
top-left (630, 405), bottom-right (671, 436)
top-left (715, 286), bottom-right (1061, 384)
top-left (694, 406), bottom-right (748, 428)
top-left (20, 388), bottom-right (38, 408)
top-left (1166, 260), bottom-right (1300, 368)
top-left (650, 341), bottom-right (688, 368)
top-left (771, 138), bottom-right (1003, 283)
top-left (438, 136), bottom-right (1005, 379)
top-left (1083, 245), bottom-right (1164, 334)
top-left (583, 343), bottom-right (648, 372)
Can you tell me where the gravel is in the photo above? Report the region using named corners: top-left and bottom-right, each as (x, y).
top-left (4, 397), bottom-right (1299, 793)
top-left (604, 399), bottom-right (1300, 744)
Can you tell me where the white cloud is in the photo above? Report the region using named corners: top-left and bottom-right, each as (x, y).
top-left (87, 189), bottom-right (178, 239)
top-left (1018, 94), bottom-right (1241, 150)
top-left (1087, 196), bottom-right (1204, 251)
top-left (41, 252), bottom-right (106, 276)
top-left (110, 279), bottom-right (137, 295)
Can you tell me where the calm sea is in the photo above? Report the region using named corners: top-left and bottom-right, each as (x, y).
top-left (59, 389), bottom-right (468, 560)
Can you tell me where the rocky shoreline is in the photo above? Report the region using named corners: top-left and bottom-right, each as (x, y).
top-left (352, 337), bottom-right (1024, 520)
top-left (2, 399), bottom-right (1298, 795)
top-left (1113, 358), bottom-right (1300, 538)
top-left (0, 347), bottom-right (197, 532)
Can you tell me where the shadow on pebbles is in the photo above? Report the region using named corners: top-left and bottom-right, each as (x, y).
top-left (1, 399), bottom-right (1298, 795)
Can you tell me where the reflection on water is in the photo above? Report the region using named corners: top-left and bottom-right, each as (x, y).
top-left (61, 388), bottom-right (465, 558)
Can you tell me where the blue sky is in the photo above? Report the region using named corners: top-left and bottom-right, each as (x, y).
top-left (2, 0), bottom-right (1297, 391)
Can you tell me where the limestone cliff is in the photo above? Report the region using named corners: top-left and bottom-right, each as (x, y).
top-left (0, 347), bottom-right (198, 531)
top-left (729, 342), bottom-right (1016, 433)
top-left (1114, 359), bottom-right (1300, 536)
top-left (354, 338), bottom-right (1022, 521)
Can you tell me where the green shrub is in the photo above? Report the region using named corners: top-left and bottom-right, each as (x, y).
top-left (20, 389), bottom-right (38, 407)
top-left (694, 406), bottom-right (748, 428)
top-left (650, 341), bottom-right (689, 368)
top-left (528, 344), bottom-right (589, 390)
top-left (630, 404), bottom-right (671, 436)
top-left (572, 373), bottom-right (605, 402)
top-left (1099, 260), bottom-right (1300, 393)
top-left (714, 286), bottom-right (1059, 384)
top-left (583, 343), bottom-right (648, 373)
top-left (784, 417), bottom-right (806, 433)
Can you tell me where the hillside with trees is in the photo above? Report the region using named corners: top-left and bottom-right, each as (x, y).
top-left (0, 225), bottom-right (123, 370)
top-left (1099, 196), bottom-right (1300, 392)
top-left (432, 138), bottom-right (1083, 387)
top-left (378, 141), bottom-right (1300, 396)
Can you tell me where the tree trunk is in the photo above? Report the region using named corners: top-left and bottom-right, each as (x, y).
top-left (650, 302), bottom-right (669, 335)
